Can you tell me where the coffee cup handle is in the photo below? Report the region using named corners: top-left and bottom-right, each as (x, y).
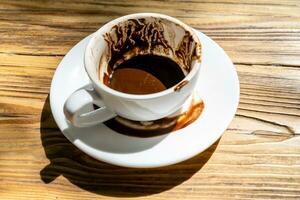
top-left (63, 84), bottom-right (117, 127)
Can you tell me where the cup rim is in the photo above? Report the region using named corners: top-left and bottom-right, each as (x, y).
top-left (84, 12), bottom-right (201, 100)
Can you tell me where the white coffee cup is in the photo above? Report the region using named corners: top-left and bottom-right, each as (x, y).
top-left (64, 13), bottom-right (202, 127)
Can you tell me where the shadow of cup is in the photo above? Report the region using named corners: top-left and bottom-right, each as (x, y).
top-left (40, 95), bottom-right (219, 197)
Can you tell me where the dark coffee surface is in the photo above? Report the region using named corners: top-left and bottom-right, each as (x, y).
top-left (106, 55), bottom-right (185, 94)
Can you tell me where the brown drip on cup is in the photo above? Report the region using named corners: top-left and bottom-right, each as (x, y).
top-left (174, 80), bottom-right (189, 92)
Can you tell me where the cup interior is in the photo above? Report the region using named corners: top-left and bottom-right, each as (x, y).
top-left (85, 13), bottom-right (201, 97)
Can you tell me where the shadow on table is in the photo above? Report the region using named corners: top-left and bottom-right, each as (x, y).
top-left (40, 95), bottom-right (219, 197)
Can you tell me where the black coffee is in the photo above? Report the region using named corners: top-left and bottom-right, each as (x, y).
top-left (106, 55), bottom-right (185, 94)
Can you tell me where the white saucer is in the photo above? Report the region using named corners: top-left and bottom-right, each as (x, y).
top-left (50, 30), bottom-right (240, 168)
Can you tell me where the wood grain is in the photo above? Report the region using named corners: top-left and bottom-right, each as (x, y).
top-left (0, 0), bottom-right (300, 199)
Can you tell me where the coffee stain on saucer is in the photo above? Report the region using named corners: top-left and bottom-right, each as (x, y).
top-left (104, 94), bottom-right (204, 138)
top-left (173, 97), bottom-right (204, 130)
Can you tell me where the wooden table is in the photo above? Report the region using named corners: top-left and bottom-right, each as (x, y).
top-left (1, 0), bottom-right (299, 199)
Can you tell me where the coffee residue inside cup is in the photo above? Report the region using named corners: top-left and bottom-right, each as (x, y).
top-left (99, 17), bottom-right (201, 89)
